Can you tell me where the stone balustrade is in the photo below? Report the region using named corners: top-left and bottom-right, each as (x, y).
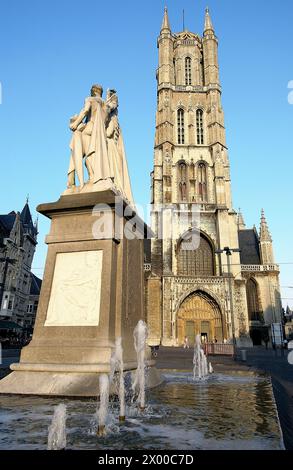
top-left (241, 264), bottom-right (279, 273)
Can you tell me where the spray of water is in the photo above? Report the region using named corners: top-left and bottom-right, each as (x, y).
top-left (97, 374), bottom-right (110, 436)
top-left (112, 337), bottom-right (125, 421)
top-left (132, 320), bottom-right (148, 410)
top-left (47, 404), bottom-right (67, 450)
top-left (193, 334), bottom-right (209, 380)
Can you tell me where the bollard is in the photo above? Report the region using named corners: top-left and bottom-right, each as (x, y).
top-left (240, 350), bottom-right (247, 362)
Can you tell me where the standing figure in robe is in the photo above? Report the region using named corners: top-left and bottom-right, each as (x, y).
top-left (105, 89), bottom-right (134, 205)
top-left (67, 84), bottom-right (113, 189)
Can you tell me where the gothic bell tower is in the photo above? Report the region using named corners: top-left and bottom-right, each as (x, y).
top-left (147, 7), bottom-right (282, 347)
top-left (151, 7), bottom-right (239, 279)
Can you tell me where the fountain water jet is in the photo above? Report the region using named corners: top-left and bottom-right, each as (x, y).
top-left (193, 335), bottom-right (209, 380)
top-left (132, 320), bottom-right (148, 410)
top-left (47, 404), bottom-right (67, 450)
top-left (110, 337), bottom-right (125, 422)
top-left (97, 374), bottom-right (110, 436)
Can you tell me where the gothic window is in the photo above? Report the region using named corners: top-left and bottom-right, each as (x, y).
top-left (198, 162), bottom-right (207, 202)
top-left (178, 233), bottom-right (214, 276)
top-left (189, 162), bottom-right (196, 201)
top-left (178, 162), bottom-right (188, 201)
top-left (27, 303), bottom-right (33, 314)
top-left (246, 278), bottom-right (262, 322)
top-left (173, 59), bottom-right (176, 85)
top-left (177, 109), bottom-right (185, 144)
top-left (2, 295), bottom-right (8, 310)
top-left (200, 56), bottom-right (204, 85)
top-left (185, 57), bottom-right (192, 85)
top-left (196, 109), bottom-right (204, 144)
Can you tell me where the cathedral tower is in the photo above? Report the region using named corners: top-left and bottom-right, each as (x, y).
top-left (147, 8), bottom-right (282, 347)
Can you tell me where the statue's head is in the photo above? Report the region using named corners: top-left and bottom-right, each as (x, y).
top-left (91, 84), bottom-right (103, 97)
top-left (106, 88), bottom-right (118, 110)
top-left (107, 89), bottom-right (116, 99)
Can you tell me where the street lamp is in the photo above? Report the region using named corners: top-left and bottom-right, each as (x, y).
top-left (215, 247), bottom-right (241, 360)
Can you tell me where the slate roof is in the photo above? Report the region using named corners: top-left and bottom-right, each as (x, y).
top-left (0, 203), bottom-right (37, 242)
top-left (0, 212), bottom-right (17, 235)
top-left (238, 229), bottom-right (261, 265)
top-left (30, 273), bottom-right (42, 295)
top-left (20, 203), bottom-right (37, 237)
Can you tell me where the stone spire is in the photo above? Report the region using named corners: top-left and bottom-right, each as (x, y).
top-left (204, 7), bottom-right (214, 34)
top-left (34, 216), bottom-right (39, 235)
top-left (260, 209), bottom-right (272, 242)
top-left (259, 209), bottom-right (274, 264)
top-left (161, 6), bottom-right (171, 32)
top-left (237, 209), bottom-right (246, 230)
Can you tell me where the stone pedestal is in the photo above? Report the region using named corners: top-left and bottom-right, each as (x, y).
top-left (0, 190), bottom-right (159, 396)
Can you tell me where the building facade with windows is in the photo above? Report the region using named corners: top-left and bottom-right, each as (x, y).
top-left (146, 8), bottom-right (282, 347)
top-left (0, 202), bottom-right (41, 329)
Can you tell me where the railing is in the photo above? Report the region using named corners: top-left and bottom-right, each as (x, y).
top-left (158, 83), bottom-right (205, 93)
top-left (205, 343), bottom-right (234, 356)
top-left (158, 83), bottom-right (222, 94)
top-left (241, 264), bottom-right (279, 272)
top-left (144, 263), bottom-right (152, 272)
top-left (171, 276), bottom-right (225, 285)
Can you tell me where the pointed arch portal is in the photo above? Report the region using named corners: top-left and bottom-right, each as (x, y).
top-left (177, 291), bottom-right (225, 346)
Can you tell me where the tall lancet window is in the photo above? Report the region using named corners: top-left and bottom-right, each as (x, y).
top-left (198, 163), bottom-right (207, 201)
top-left (177, 109), bottom-right (185, 144)
top-left (246, 278), bottom-right (262, 322)
top-left (196, 109), bottom-right (204, 144)
top-left (178, 162), bottom-right (187, 201)
top-left (173, 59), bottom-right (176, 85)
top-left (185, 57), bottom-right (192, 85)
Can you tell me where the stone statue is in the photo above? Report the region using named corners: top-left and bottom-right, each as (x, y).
top-left (66, 84), bottom-right (133, 205)
top-left (105, 89), bottom-right (134, 204)
top-left (67, 84), bottom-right (112, 190)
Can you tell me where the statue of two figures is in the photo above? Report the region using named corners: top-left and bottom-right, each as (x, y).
top-left (66, 84), bottom-right (134, 205)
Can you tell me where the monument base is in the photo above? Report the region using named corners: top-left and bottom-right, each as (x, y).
top-left (0, 364), bottom-right (162, 397)
top-left (0, 189), bottom-right (160, 396)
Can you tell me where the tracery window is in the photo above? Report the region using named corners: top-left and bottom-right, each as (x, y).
top-left (185, 57), bottom-right (192, 85)
top-left (177, 109), bottom-right (185, 144)
top-left (189, 162), bottom-right (196, 201)
top-left (178, 162), bottom-right (187, 201)
top-left (178, 233), bottom-right (214, 276)
top-left (173, 59), bottom-right (177, 85)
top-left (246, 278), bottom-right (262, 322)
top-left (198, 162), bottom-right (207, 202)
top-left (196, 109), bottom-right (204, 145)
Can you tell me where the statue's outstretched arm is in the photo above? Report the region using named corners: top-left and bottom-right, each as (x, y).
top-left (70, 100), bottom-right (91, 131)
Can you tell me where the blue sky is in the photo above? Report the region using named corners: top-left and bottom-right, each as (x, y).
top-left (0, 0), bottom-right (292, 307)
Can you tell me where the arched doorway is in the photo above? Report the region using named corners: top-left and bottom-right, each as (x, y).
top-left (177, 291), bottom-right (225, 346)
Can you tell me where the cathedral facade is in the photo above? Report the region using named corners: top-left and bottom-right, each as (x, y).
top-left (146, 8), bottom-right (282, 347)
